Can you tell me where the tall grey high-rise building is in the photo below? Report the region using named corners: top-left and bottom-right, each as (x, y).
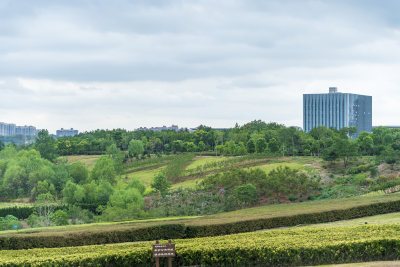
top-left (303, 87), bottom-right (372, 134)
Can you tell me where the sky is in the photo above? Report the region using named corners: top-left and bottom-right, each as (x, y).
top-left (1, 0), bottom-right (400, 133)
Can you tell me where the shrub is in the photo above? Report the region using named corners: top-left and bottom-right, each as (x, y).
top-left (50, 210), bottom-right (69, 226)
top-left (231, 183), bottom-right (258, 206)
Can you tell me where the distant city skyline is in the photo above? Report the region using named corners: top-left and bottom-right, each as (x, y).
top-left (2, 1), bottom-right (400, 132)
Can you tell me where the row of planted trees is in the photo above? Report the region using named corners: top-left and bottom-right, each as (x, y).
top-left (2, 120), bottom-right (400, 164)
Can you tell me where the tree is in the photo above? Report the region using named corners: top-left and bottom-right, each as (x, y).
top-left (100, 188), bottom-right (145, 221)
top-left (331, 137), bottom-right (359, 167)
top-left (231, 183), bottom-right (258, 207)
top-left (50, 210), bottom-right (69, 226)
top-left (256, 138), bottom-right (267, 153)
top-left (382, 147), bottom-right (400, 169)
top-left (151, 172), bottom-right (171, 197)
top-left (0, 140), bottom-right (4, 151)
top-left (246, 139), bottom-right (255, 153)
top-left (198, 141), bottom-right (206, 152)
top-left (107, 144), bottom-right (124, 174)
top-left (128, 139), bottom-right (145, 159)
top-left (90, 156), bottom-right (117, 184)
top-left (268, 138), bottom-right (280, 153)
top-left (357, 132), bottom-right (374, 155)
top-left (35, 193), bottom-right (56, 227)
top-left (34, 130), bottom-right (58, 161)
top-left (69, 162), bottom-right (89, 184)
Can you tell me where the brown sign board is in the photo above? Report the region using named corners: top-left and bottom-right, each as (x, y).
top-left (152, 241), bottom-right (176, 258)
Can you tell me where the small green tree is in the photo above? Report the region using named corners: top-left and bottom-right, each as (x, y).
top-left (101, 188), bottom-right (145, 221)
top-left (35, 193), bottom-right (56, 227)
top-left (232, 183), bottom-right (258, 207)
top-left (50, 210), bottom-right (69, 226)
top-left (247, 139), bottom-right (255, 153)
top-left (256, 138), bottom-right (267, 153)
top-left (69, 162), bottom-right (89, 183)
top-left (34, 130), bottom-right (58, 161)
top-left (128, 139), bottom-right (145, 159)
top-left (151, 172), bottom-right (171, 197)
top-left (90, 156), bottom-right (117, 184)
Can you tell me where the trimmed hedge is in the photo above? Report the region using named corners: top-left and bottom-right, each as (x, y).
top-left (1, 199), bottom-right (400, 250)
top-left (0, 207), bottom-right (33, 219)
top-left (1, 224), bottom-right (400, 266)
top-left (0, 224), bottom-right (185, 250)
top-left (185, 199), bottom-right (400, 237)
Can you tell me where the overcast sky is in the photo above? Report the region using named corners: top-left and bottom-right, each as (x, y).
top-left (1, 0), bottom-right (400, 133)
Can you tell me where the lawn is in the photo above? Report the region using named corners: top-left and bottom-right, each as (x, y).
top-left (185, 156), bottom-right (228, 171)
top-left (124, 166), bottom-right (165, 187)
top-left (171, 178), bottom-right (204, 189)
top-left (304, 212), bottom-right (400, 228)
top-left (63, 155), bottom-right (101, 170)
top-left (249, 162), bottom-right (306, 173)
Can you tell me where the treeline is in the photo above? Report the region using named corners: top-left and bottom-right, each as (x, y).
top-left (33, 121), bottom-right (400, 162)
top-left (2, 121), bottom-right (400, 162)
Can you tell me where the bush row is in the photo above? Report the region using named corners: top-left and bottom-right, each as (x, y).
top-left (0, 224), bottom-right (185, 250)
top-left (1, 224), bottom-right (400, 266)
top-left (1, 199), bottom-right (400, 250)
top-left (0, 207), bottom-right (33, 219)
top-left (185, 199), bottom-right (400, 237)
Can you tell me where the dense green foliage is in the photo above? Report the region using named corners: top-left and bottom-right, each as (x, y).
top-left (2, 224), bottom-right (400, 266)
top-left (0, 207), bottom-right (33, 219)
top-left (0, 224), bottom-right (185, 250)
top-left (46, 121), bottom-right (400, 162)
top-left (1, 197), bottom-right (400, 250)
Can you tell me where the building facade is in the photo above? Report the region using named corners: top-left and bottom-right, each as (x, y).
top-left (0, 122), bottom-right (38, 136)
top-left (136, 125), bottom-right (179, 132)
top-left (303, 87), bottom-right (372, 134)
top-left (56, 128), bottom-right (79, 138)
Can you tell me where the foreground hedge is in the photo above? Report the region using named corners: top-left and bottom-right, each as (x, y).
top-left (0, 224), bottom-right (185, 250)
top-left (185, 199), bottom-right (400, 237)
top-left (1, 198), bottom-right (400, 250)
top-left (1, 224), bottom-right (400, 266)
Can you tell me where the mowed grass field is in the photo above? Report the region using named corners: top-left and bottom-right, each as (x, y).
top-left (64, 155), bottom-right (101, 170)
top-left (304, 211), bottom-right (400, 228)
top-left (185, 156), bottom-right (228, 170)
top-left (124, 166), bottom-right (165, 187)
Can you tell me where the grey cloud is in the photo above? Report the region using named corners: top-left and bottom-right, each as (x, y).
top-left (0, 1), bottom-right (400, 131)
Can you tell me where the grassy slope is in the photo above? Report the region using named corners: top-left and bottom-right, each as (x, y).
top-left (124, 166), bottom-right (165, 187)
top-left (185, 156), bottom-right (227, 170)
top-left (2, 192), bottom-right (400, 238)
top-left (304, 211), bottom-right (400, 228)
top-left (64, 155), bottom-right (101, 170)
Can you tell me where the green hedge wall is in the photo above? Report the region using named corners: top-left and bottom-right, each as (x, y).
top-left (0, 224), bottom-right (186, 250)
top-left (185, 199), bottom-right (400, 237)
top-left (1, 199), bottom-right (400, 250)
top-left (0, 207), bottom-right (34, 219)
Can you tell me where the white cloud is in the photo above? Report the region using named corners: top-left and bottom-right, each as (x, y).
top-left (0, 1), bottom-right (400, 132)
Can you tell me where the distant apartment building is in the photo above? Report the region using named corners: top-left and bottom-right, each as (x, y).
top-left (303, 87), bottom-right (372, 134)
top-left (136, 125), bottom-right (179, 132)
top-left (56, 128), bottom-right (79, 138)
top-left (0, 122), bottom-right (38, 136)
